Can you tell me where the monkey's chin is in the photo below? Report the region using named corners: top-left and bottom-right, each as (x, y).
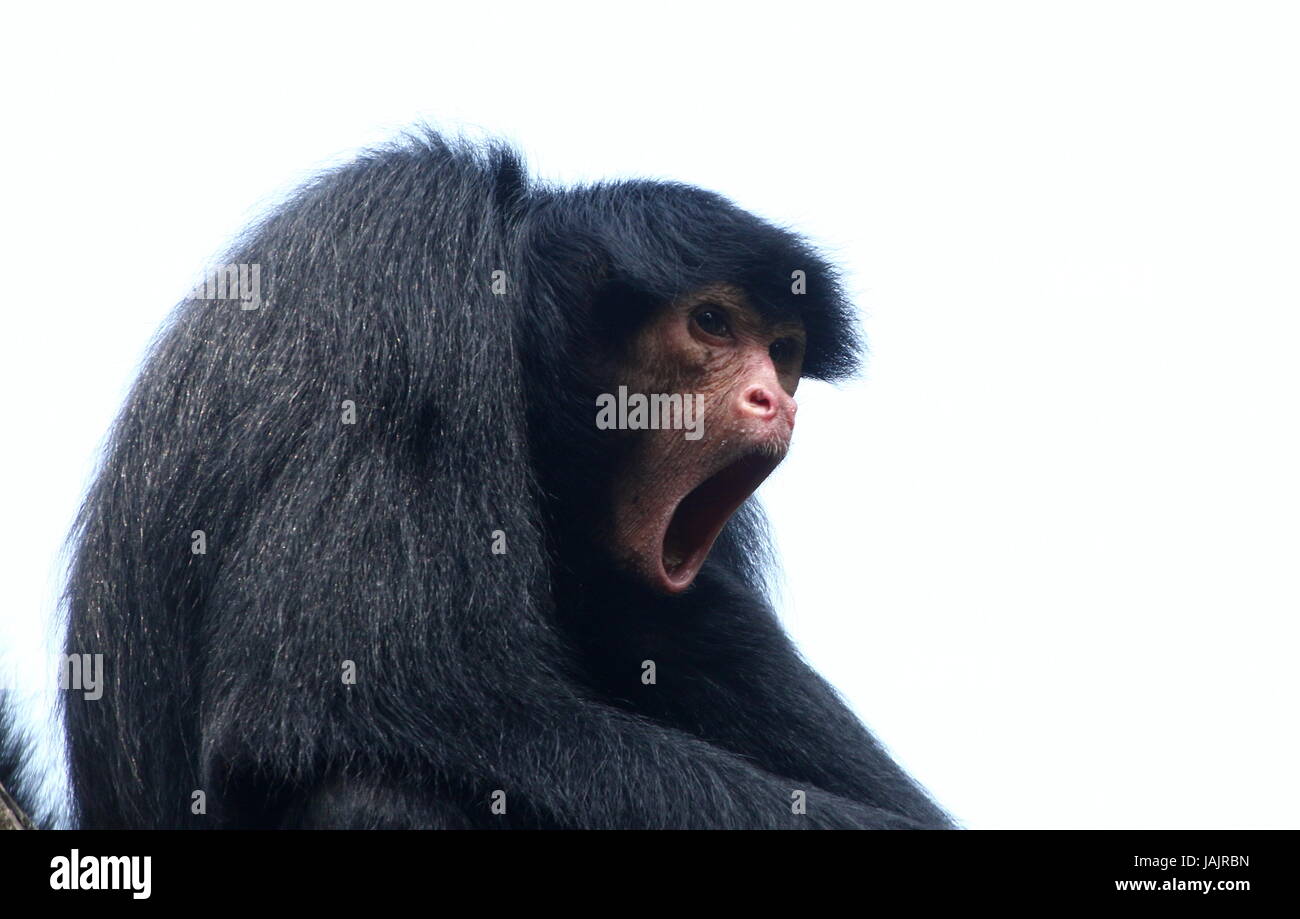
top-left (656, 450), bottom-right (784, 594)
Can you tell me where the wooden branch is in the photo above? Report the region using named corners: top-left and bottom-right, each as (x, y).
top-left (0, 779), bottom-right (35, 830)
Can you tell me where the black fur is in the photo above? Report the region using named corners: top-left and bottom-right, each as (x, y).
top-left (53, 130), bottom-right (951, 829)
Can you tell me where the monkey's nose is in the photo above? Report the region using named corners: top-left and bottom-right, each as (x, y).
top-left (740, 385), bottom-right (795, 425)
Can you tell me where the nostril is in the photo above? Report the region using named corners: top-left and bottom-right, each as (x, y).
top-left (741, 385), bottom-right (776, 418)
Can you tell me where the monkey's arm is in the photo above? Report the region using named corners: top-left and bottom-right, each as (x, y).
top-left (265, 698), bottom-right (925, 830)
top-left (684, 642), bottom-right (956, 829)
top-left (570, 570), bottom-right (954, 828)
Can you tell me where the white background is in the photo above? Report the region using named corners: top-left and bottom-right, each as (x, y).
top-left (1, 1), bottom-right (1296, 829)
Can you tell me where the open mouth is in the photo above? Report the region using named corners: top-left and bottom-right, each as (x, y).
top-left (659, 450), bottom-right (784, 592)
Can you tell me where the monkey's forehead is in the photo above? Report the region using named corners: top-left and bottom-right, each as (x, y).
top-left (531, 182), bottom-right (861, 379)
top-left (537, 181), bottom-right (839, 290)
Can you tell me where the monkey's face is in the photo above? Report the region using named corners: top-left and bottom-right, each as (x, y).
top-left (601, 284), bottom-right (804, 594)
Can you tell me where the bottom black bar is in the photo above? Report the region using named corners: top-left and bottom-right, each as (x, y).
top-left (0, 829), bottom-right (1286, 906)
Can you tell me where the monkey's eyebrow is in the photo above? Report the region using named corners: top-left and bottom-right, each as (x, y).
top-left (694, 297), bottom-right (805, 340)
top-left (765, 320), bottom-right (807, 341)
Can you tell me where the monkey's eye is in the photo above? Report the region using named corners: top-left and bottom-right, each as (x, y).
top-left (692, 306), bottom-right (732, 339)
top-left (770, 337), bottom-right (802, 364)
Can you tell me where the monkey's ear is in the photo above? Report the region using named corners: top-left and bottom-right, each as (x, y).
top-left (587, 279), bottom-right (662, 346)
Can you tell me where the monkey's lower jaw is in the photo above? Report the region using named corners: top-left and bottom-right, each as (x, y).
top-left (659, 451), bottom-right (783, 593)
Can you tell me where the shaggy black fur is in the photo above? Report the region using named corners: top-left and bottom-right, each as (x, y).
top-left (10, 131), bottom-right (950, 829)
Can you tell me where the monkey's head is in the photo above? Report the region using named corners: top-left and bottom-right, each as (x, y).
top-left (524, 183), bottom-right (860, 596)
